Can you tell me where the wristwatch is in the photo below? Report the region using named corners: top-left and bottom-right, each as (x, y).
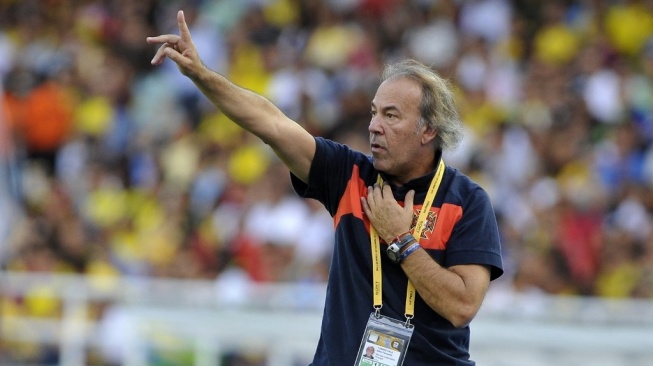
top-left (386, 232), bottom-right (416, 264)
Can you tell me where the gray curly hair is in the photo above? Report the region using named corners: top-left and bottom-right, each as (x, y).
top-left (380, 59), bottom-right (463, 151)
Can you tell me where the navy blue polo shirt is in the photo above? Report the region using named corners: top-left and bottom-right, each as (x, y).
top-left (291, 137), bottom-right (503, 366)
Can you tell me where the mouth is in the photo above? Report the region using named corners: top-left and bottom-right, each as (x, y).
top-left (370, 143), bottom-right (385, 153)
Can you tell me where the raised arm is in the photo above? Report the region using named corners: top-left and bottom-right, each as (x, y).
top-left (146, 10), bottom-right (315, 183)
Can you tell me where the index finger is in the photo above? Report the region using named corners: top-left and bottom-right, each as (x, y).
top-left (146, 34), bottom-right (180, 45)
top-left (382, 184), bottom-right (393, 200)
top-left (177, 10), bottom-right (192, 41)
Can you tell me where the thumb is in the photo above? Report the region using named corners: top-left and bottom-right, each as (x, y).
top-left (177, 10), bottom-right (192, 41)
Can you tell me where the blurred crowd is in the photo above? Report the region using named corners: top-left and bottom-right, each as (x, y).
top-left (2, 0), bottom-right (653, 363)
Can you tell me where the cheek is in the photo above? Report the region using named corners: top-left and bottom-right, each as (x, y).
top-left (393, 130), bottom-right (420, 148)
top-left (396, 134), bottom-right (423, 159)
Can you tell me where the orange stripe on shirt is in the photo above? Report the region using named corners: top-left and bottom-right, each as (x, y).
top-left (416, 203), bottom-right (463, 250)
top-left (333, 166), bottom-right (462, 250)
top-left (334, 165), bottom-right (368, 231)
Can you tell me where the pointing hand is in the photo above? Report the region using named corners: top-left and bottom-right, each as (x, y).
top-left (146, 10), bottom-right (203, 78)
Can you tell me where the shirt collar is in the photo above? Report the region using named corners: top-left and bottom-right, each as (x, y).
top-left (379, 149), bottom-right (443, 195)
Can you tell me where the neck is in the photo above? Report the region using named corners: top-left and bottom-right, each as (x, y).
top-left (388, 154), bottom-right (440, 186)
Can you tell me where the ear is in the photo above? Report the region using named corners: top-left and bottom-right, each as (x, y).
top-left (420, 124), bottom-right (438, 146)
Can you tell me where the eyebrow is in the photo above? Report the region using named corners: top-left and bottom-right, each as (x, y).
top-left (371, 102), bottom-right (401, 114)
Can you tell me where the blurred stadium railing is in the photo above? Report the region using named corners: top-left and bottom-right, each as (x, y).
top-left (1, 271), bottom-right (652, 366)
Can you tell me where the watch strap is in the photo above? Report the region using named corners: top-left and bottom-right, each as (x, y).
top-left (391, 232), bottom-right (414, 249)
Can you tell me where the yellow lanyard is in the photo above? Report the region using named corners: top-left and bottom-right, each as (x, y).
top-left (370, 159), bottom-right (445, 322)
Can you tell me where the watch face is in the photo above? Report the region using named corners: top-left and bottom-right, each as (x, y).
top-left (387, 245), bottom-right (401, 263)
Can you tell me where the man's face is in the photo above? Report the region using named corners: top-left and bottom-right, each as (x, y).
top-left (369, 77), bottom-right (435, 183)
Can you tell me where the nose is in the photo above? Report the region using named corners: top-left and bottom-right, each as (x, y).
top-left (369, 115), bottom-right (383, 134)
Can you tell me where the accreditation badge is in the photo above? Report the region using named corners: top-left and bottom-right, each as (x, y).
top-left (354, 312), bottom-right (414, 366)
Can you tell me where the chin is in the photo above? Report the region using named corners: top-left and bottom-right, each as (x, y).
top-left (372, 160), bottom-right (391, 175)
top-left (371, 159), bottom-right (383, 171)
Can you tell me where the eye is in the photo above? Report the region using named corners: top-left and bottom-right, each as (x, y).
top-left (386, 113), bottom-right (396, 119)
top-left (370, 110), bottom-right (377, 117)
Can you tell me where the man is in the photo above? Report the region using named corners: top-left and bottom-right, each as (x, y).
top-left (148, 10), bottom-right (503, 366)
top-left (364, 346), bottom-right (375, 359)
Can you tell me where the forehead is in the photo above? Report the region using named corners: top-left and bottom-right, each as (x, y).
top-left (372, 77), bottom-right (422, 112)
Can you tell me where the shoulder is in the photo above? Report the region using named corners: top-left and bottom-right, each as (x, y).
top-left (444, 167), bottom-right (492, 207)
top-left (315, 137), bottom-right (368, 158)
top-left (314, 137), bottom-right (374, 170)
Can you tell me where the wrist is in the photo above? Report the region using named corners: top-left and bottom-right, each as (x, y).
top-left (399, 242), bottom-right (421, 262)
top-left (388, 231), bottom-right (412, 245)
top-left (386, 232), bottom-right (416, 264)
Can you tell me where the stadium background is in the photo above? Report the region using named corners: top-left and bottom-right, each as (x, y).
top-left (1, 0), bottom-right (653, 365)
